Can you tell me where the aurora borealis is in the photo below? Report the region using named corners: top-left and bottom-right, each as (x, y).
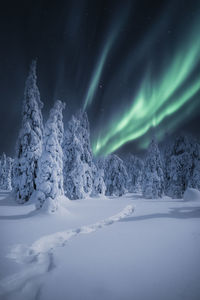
top-left (92, 17), bottom-right (200, 156)
top-left (83, 6), bottom-right (130, 110)
top-left (88, 8), bottom-right (200, 156)
top-left (0, 0), bottom-right (200, 157)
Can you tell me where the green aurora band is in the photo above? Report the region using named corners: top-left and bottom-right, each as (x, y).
top-left (92, 21), bottom-right (200, 156)
top-left (83, 7), bottom-right (130, 110)
top-left (139, 99), bottom-right (200, 150)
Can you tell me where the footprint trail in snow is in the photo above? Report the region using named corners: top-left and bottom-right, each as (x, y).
top-left (0, 205), bottom-right (134, 300)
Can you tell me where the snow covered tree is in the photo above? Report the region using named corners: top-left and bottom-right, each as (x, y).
top-left (124, 153), bottom-right (144, 192)
top-left (104, 154), bottom-right (128, 196)
top-left (188, 161), bottom-right (200, 190)
top-left (63, 111), bottom-right (93, 200)
top-left (162, 139), bottom-right (173, 194)
top-left (63, 116), bottom-right (87, 200)
top-left (12, 158), bottom-right (18, 191)
top-left (0, 153), bottom-right (7, 190)
top-left (164, 135), bottom-right (193, 198)
top-left (0, 160), bottom-right (1, 188)
top-left (35, 100), bottom-right (65, 212)
top-left (142, 139), bottom-right (164, 199)
top-left (13, 60), bottom-right (44, 203)
top-left (5, 157), bottom-right (13, 191)
top-left (188, 138), bottom-right (200, 191)
top-left (0, 154), bottom-right (13, 191)
top-left (91, 159), bottom-right (106, 196)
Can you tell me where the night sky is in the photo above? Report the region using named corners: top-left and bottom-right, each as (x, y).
top-left (0, 0), bottom-right (200, 157)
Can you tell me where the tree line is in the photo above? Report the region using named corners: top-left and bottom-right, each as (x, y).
top-left (1, 61), bottom-right (200, 211)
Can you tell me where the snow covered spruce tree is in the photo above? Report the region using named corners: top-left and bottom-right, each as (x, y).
top-left (0, 154), bottom-right (13, 191)
top-left (13, 60), bottom-right (44, 203)
top-left (164, 135), bottom-right (200, 198)
top-left (5, 157), bottom-right (13, 191)
top-left (104, 154), bottom-right (128, 196)
top-left (91, 159), bottom-right (106, 196)
top-left (0, 159), bottom-right (1, 188)
top-left (63, 111), bottom-right (94, 199)
top-left (35, 100), bottom-right (65, 212)
top-left (0, 153), bottom-right (6, 189)
top-left (187, 138), bottom-right (200, 191)
top-left (124, 153), bottom-right (144, 192)
top-left (164, 135), bottom-right (190, 198)
top-left (189, 159), bottom-right (200, 191)
top-left (0, 153), bottom-right (7, 190)
top-left (142, 139), bottom-right (164, 199)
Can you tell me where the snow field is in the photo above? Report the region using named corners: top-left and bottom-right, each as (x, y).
top-left (0, 190), bottom-right (200, 300)
top-left (0, 196), bottom-right (134, 299)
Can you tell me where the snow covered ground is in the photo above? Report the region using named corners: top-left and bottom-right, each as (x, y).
top-left (0, 190), bottom-right (200, 300)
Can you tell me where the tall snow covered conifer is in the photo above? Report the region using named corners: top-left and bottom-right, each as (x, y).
top-left (0, 153), bottom-right (7, 190)
top-left (5, 157), bottom-right (13, 191)
top-left (35, 100), bottom-right (65, 212)
top-left (104, 154), bottom-right (128, 196)
top-left (164, 135), bottom-right (192, 198)
top-left (142, 139), bottom-right (164, 198)
top-left (189, 159), bottom-right (200, 191)
top-left (0, 154), bottom-right (13, 191)
top-left (187, 138), bottom-right (200, 191)
top-left (63, 111), bottom-right (93, 199)
top-left (164, 135), bottom-right (200, 197)
top-left (13, 60), bottom-right (43, 203)
top-left (124, 154), bottom-right (144, 192)
top-left (91, 159), bottom-right (106, 196)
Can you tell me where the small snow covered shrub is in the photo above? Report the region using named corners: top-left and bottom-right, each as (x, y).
top-left (183, 188), bottom-right (200, 202)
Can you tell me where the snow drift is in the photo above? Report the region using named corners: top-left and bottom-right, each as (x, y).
top-left (183, 188), bottom-right (200, 202)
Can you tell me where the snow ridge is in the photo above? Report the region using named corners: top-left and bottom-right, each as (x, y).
top-left (0, 205), bottom-right (134, 299)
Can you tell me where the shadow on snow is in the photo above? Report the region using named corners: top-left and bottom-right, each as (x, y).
top-left (120, 206), bottom-right (200, 222)
top-left (0, 191), bottom-right (39, 220)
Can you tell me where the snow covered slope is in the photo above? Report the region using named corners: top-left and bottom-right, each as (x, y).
top-left (0, 190), bottom-right (200, 300)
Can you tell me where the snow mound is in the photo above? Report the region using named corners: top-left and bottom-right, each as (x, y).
top-left (183, 188), bottom-right (200, 202)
